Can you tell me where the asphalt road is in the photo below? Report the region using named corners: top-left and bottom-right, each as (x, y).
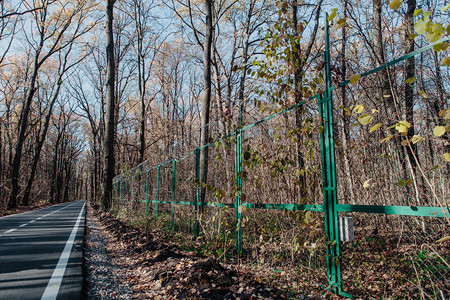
top-left (0, 200), bottom-right (86, 300)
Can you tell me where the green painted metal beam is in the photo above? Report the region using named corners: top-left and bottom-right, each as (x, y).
top-left (243, 203), bottom-right (324, 212)
top-left (336, 204), bottom-right (450, 218)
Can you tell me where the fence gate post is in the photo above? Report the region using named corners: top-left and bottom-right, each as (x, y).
top-left (171, 159), bottom-right (176, 227)
top-left (319, 13), bottom-right (351, 299)
top-left (235, 130), bottom-right (243, 255)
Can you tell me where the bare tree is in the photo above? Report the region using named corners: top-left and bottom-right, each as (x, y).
top-left (102, 0), bottom-right (117, 211)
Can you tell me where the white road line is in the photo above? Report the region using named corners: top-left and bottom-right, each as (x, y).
top-left (40, 202), bottom-right (85, 300)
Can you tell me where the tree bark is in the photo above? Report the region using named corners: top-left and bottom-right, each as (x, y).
top-left (199, 0), bottom-right (213, 205)
top-left (403, 0), bottom-right (419, 195)
top-left (22, 79), bottom-right (62, 206)
top-left (102, 0), bottom-right (116, 211)
top-left (339, 0), bottom-right (355, 203)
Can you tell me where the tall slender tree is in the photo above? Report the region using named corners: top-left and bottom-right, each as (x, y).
top-left (102, 0), bottom-right (116, 211)
top-left (199, 0), bottom-right (213, 204)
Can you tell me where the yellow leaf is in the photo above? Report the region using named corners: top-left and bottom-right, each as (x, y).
top-left (371, 109), bottom-right (379, 113)
top-left (328, 9), bottom-right (337, 22)
top-left (350, 74), bottom-right (361, 84)
top-left (389, 0), bottom-right (403, 10)
top-left (336, 18), bottom-right (346, 29)
top-left (353, 104), bottom-right (365, 114)
top-left (442, 3), bottom-right (450, 12)
top-left (414, 9), bottom-right (423, 16)
top-left (426, 23), bottom-right (445, 43)
top-left (401, 139), bottom-right (409, 146)
top-left (363, 179), bottom-right (372, 188)
top-left (418, 90), bottom-right (428, 98)
top-left (433, 126), bottom-right (446, 137)
top-left (395, 121), bottom-right (411, 135)
top-left (369, 123), bottom-right (383, 133)
top-left (438, 109), bottom-right (450, 120)
top-left (410, 135), bottom-right (425, 144)
top-left (358, 114), bottom-right (373, 125)
top-left (405, 77), bottom-right (416, 84)
top-left (433, 42), bottom-right (449, 52)
top-left (380, 135), bottom-right (394, 143)
top-left (443, 153), bottom-right (450, 162)
top-left (441, 57), bottom-right (450, 67)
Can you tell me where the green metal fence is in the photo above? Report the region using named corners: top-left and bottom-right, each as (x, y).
top-left (113, 14), bottom-right (449, 298)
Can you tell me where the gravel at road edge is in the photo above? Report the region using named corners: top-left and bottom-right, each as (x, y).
top-left (84, 204), bottom-right (133, 299)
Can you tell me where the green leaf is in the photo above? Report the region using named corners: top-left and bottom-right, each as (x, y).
top-left (353, 104), bottom-right (365, 114)
top-left (410, 135), bottom-right (425, 144)
top-left (443, 153), bottom-right (450, 162)
top-left (433, 126), bottom-right (446, 137)
top-left (441, 57), bottom-right (450, 67)
top-left (409, 33), bottom-right (418, 40)
top-left (426, 23), bottom-right (445, 43)
top-left (418, 90), bottom-right (428, 98)
top-left (414, 9), bottom-right (423, 16)
top-left (395, 121), bottom-right (411, 135)
top-left (358, 114), bottom-right (373, 125)
top-left (389, 0), bottom-right (403, 10)
top-left (369, 123), bottom-right (383, 133)
top-left (350, 74), bottom-right (361, 84)
top-left (442, 3), bottom-right (450, 12)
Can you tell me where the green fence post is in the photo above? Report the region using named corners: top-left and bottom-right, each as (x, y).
top-left (319, 13), bottom-right (351, 299)
top-left (194, 148), bottom-right (200, 238)
top-left (156, 166), bottom-right (160, 218)
top-left (171, 159), bottom-right (176, 228)
top-left (235, 130), bottom-right (243, 254)
top-left (145, 170), bottom-right (149, 217)
top-left (119, 182), bottom-right (122, 205)
top-left (131, 175), bottom-right (135, 204)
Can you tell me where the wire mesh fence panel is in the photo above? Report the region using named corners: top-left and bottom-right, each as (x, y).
top-left (242, 108), bottom-right (324, 207)
top-left (339, 213), bottom-right (449, 298)
top-left (173, 153), bottom-right (197, 234)
top-left (198, 140), bottom-right (236, 258)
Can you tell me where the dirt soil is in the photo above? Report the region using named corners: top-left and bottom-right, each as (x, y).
top-left (85, 204), bottom-right (334, 299)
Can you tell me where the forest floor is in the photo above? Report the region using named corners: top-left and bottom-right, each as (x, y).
top-left (0, 200), bottom-right (54, 217)
top-left (83, 203), bottom-right (339, 299)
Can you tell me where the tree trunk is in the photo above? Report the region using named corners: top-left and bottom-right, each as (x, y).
top-left (8, 68), bottom-right (39, 208)
top-left (22, 79), bottom-right (63, 206)
top-left (102, 0), bottom-right (116, 211)
top-left (339, 0), bottom-right (355, 203)
top-left (199, 0), bottom-right (213, 205)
